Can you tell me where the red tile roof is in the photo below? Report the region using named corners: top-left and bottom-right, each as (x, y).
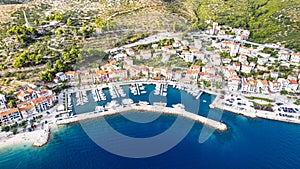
top-left (0, 108), bottom-right (19, 117)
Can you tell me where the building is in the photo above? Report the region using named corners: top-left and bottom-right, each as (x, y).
top-left (288, 79), bottom-right (299, 92)
top-left (257, 80), bottom-right (269, 93)
top-left (269, 81), bottom-right (281, 93)
top-left (140, 50), bottom-right (152, 60)
top-left (228, 75), bottom-right (240, 91)
top-left (241, 64), bottom-right (252, 74)
top-left (186, 70), bottom-right (199, 81)
top-left (0, 94), bottom-right (6, 109)
top-left (174, 71), bottom-right (182, 81)
top-left (54, 72), bottom-right (67, 83)
top-left (0, 108), bottom-right (23, 125)
top-left (290, 53), bottom-right (300, 63)
top-left (278, 50), bottom-right (290, 61)
top-left (31, 96), bottom-right (50, 113)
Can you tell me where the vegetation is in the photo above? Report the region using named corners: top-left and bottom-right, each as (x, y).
top-left (253, 101), bottom-right (273, 108)
top-left (245, 96), bottom-right (275, 103)
top-left (194, 0), bottom-right (300, 51)
top-left (1, 126), bottom-right (10, 132)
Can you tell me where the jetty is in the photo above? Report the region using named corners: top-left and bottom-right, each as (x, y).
top-left (57, 104), bottom-right (227, 131)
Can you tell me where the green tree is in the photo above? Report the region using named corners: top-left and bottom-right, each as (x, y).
top-left (7, 99), bottom-right (16, 108)
top-left (57, 29), bottom-right (63, 36)
top-left (54, 13), bottom-right (64, 21)
top-left (40, 70), bottom-right (54, 82)
top-left (67, 18), bottom-right (72, 26)
top-left (46, 61), bottom-right (53, 69)
top-left (35, 55), bottom-right (43, 64)
top-left (55, 60), bottom-right (64, 72)
top-left (12, 128), bottom-right (18, 135)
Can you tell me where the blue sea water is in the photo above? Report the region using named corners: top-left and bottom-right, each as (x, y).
top-left (1, 86), bottom-right (300, 169)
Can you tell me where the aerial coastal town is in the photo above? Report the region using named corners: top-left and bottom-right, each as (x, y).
top-left (0, 8), bottom-right (300, 148)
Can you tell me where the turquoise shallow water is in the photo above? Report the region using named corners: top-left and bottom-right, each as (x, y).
top-left (1, 86), bottom-right (300, 169)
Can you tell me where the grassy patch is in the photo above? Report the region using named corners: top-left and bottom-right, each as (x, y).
top-left (246, 96), bottom-right (275, 103)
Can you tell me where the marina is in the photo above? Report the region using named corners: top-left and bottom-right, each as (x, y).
top-left (57, 101), bottom-right (227, 131)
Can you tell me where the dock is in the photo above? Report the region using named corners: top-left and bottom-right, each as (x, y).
top-left (57, 104), bottom-right (227, 131)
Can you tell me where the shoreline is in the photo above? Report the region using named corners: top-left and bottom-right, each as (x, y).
top-left (210, 95), bottom-right (300, 125)
top-left (1, 80), bottom-right (299, 150)
top-left (0, 104), bottom-right (226, 150)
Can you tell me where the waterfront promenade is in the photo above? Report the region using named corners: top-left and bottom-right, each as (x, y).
top-left (211, 94), bottom-right (300, 124)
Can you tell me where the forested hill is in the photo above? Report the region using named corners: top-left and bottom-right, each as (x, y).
top-left (0, 0), bottom-right (299, 51)
top-left (191, 0), bottom-right (300, 51)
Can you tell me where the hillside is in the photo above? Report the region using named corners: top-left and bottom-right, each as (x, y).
top-left (0, 0), bottom-right (299, 51)
top-left (193, 0), bottom-right (300, 51)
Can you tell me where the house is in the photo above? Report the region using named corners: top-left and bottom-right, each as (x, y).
top-left (65, 71), bottom-right (76, 81)
top-left (287, 79), bottom-right (299, 92)
top-left (247, 79), bottom-right (257, 93)
top-left (16, 88), bottom-right (38, 101)
top-left (31, 96), bottom-right (50, 113)
top-left (202, 66), bottom-right (217, 75)
top-left (257, 80), bottom-right (269, 93)
top-left (95, 70), bottom-right (107, 83)
top-left (257, 57), bottom-right (268, 65)
top-left (162, 52), bottom-right (171, 63)
top-left (277, 78), bottom-right (289, 91)
top-left (172, 41), bottom-right (181, 48)
top-left (141, 67), bottom-right (149, 78)
top-left (290, 53), bottom-right (300, 63)
top-left (0, 94), bottom-right (6, 109)
top-left (241, 78), bottom-right (249, 92)
top-left (239, 46), bottom-right (253, 56)
top-left (0, 108), bottom-right (23, 125)
top-left (54, 72), bottom-right (67, 83)
top-left (268, 57), bottom-right (278, 63)
top-left (220, 41), bottom-right (234, 49)
top-left (47, 94), bottom-right (57, 107)
top-left (161, 45), bottom-right (172, 52)
top-left (101, 63), bottom-right (115, 72)
top-left (262, 73), bottom-right (270, 79)
top-left (233, 62), bottom-right (240, 71)
top-left (223, 69), bottom-right (237, 79)
top-left (194, 51), bottom-right (205, 60)
top-left (270, 72), bottom-right (279, 79)
top-left (123, 58), bottom-right (133, 68)
top-left (165, 70), bottom-right (173, 80)
top-left (278, 50), bottom-right (290, 61)
top-left (256, 65), bottom-right (267, 71)
top-left (240, 78), bottom-right (256, 93)
top-left (238, 54), bottom-right (248, 63)
top-left (230, 43), bottom-right (240, 57)
top-left (199, 72), bottom-right (210, 81)
top-left (80, 74), bottom-right (94, 85)
top-left (190, 65), bottom-right (201, 71)
top-left (140, 50), bottom-right (152, 59)
top-left (181, 40), bottom-right (189, 46)
top-left (241, 64), bottom-right (252, 74)
top-left (19, 104), bottom-right (35, 118)
top-left (194, 38), bottom-right (202, 49)
top-left (174, 71), bottom-right (182, 81)
top-left (113, 53), bottom-right (127, 61)
top-left (125, 48), bottom-right (135, 56)
top-left (228, 75), bottom-right (240, 91)
top-left (269, 81), bottom-right (281, 93)
top-left (179, 50), bottom-right (193, 63)
top-left (186, 70), bottom-right (199, 81)
top-left (113, 70), bottom-right (128, 80)
top-left (129, 66), bottom-right (141, 78)
top-left (38, 89), bottom-right (53, 98)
